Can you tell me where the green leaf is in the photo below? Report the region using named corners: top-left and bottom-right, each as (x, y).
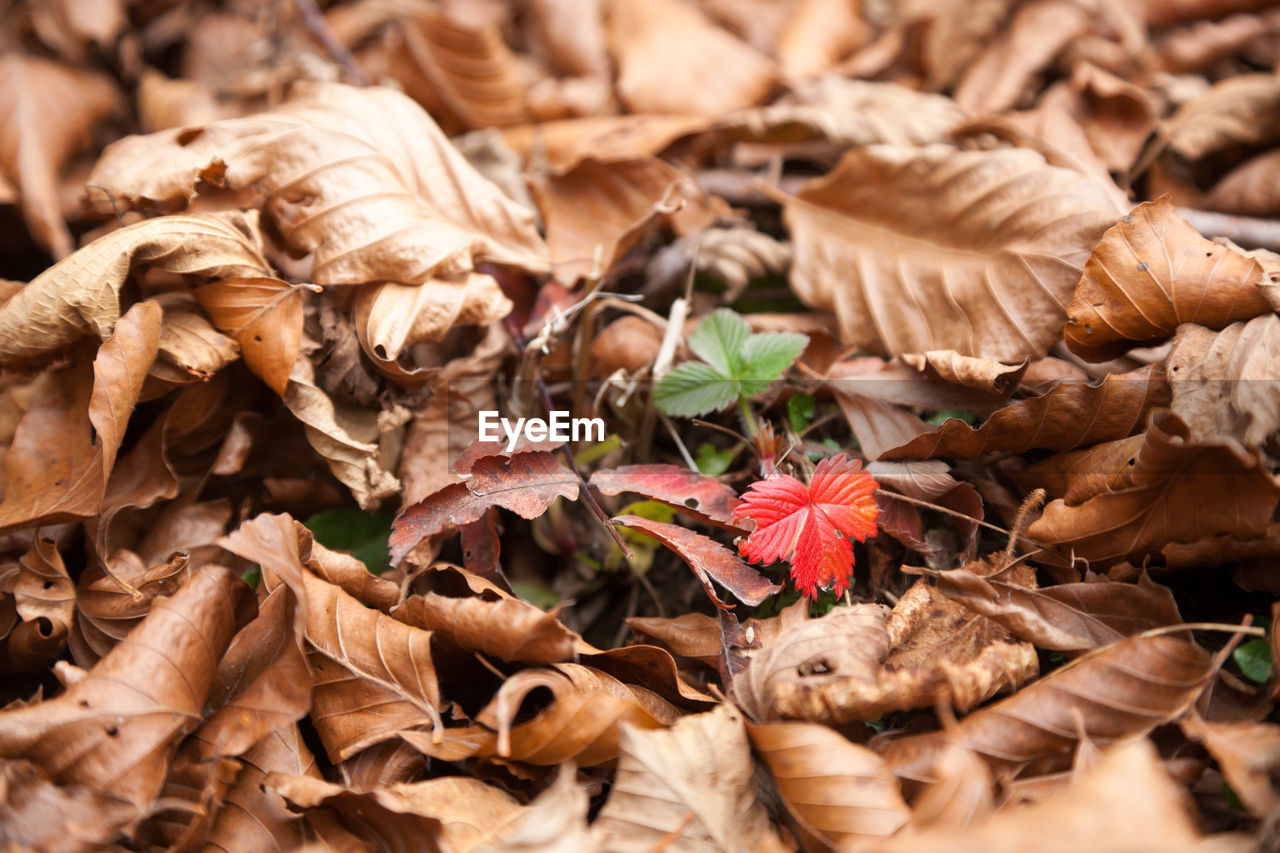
top-left (688, 308), bottom-right (749, 376)
top-left (927, 409), bottom-right (979, 426)
top-left (654, 361), bottom-right (739, 417)
top-left (243, 567), bottom-right (261, 589)
top-left (695, 443), bottom-right (737, 476)
top-left (1233, 637), bottom-right (1274, 683)
top-left (737, 331), bottom-right (808, 395)
top-left (304, 505), bottom-right (398, 573)
top-left (787, 393), bottom-right (815, 433)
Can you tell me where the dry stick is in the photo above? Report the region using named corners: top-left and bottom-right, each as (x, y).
top-left (504, 316), bottom-right (634, 559)
top-left (873, 489), bottom-right (1015, 538)
top-left (1177, 207), bottom-right (1280, 253)
top-left (294, 0), bottom-right (368, 86)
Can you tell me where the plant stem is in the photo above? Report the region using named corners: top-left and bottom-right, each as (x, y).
top-left (737, 394), bottom-right (759, 437)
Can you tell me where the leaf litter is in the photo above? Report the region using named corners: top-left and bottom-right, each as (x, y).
top-left (0, 1), bottom-right (1278, 850)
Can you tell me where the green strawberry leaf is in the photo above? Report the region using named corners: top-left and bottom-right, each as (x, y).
top-left (688, 308), bottom-right (749, 376)
top-left (654, 361), bottom-right (739, 417)
top-left (1233, 636), bottom-right (1274, 683)
top-left (695, 442), bottom-right (738, 476)
top-left (737, 330), bottom-right (809, 395)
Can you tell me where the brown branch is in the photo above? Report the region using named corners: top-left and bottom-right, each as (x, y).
top-left (294, 0), bottom-right (368, 86)
top-left (1177, 206), bottom-right (1280, 253)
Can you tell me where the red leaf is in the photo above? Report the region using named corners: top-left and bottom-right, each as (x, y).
top-left (731, 454), bottom-right (879, 599)
top-left (391, 451), bottom-right (578, 564)
top-left (590, 464), bottom-right (744, 529)
top-left (613, 515), bottom-right (781, 607)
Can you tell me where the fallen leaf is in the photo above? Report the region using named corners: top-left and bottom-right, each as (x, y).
top-left (607, 0), bottom-right (776, 117)
top-left (533, 157), bottom-right (715, 283)
top-left (391, 451), bottom-right (579, 564)
top-left (1064, 197), bottom-right (1278, 361)
top-left (866, 739), bottom-right (1206, 853)
top-left (735, 602), bottom-right (891, 722)
top-left (1165, 73), bottom-right (1280, 162)
top-left (149, 292), bottom-right (240, 385)
top-left (0, 213), bottom-right (270, 367)
top-left (0, 54), bottom-right (119, 257)
top-left (266, 772), bottom-right (445, 852)
top-left (877, 634), bottom-right (1215, 784)
top-left (954, 0), bottom-right (1090, 115)
top-left (594, 705), bottom-right (782, 853)
top-left (69, 551), bottom-right (190, 666)
top-left (0, 759), bottom-right (141, 851)
top-left (882, 366), bottom-right (1171, 460)
top-left (1027, 412), bottom-right (1280, 565)
top-left (1181, 715), bottom-right (1280, 817)
top-left (937, 567), bottom-right (1184, 652)
top-left (590, 464), bottom-right (743, 528)
top-left (774, 579), bottom-right (1038, 723)
top-left (1204, 148), bottom-right (1280, 217)
top-left (0, 300), bottom-right (161, 533)
top-left (194, 276), bottom-right (306, 396)
top-left (731, 454), bottom-right (879, 599)
top-left (626, 612), bottom-right (723, 668)
top-left (472, 763), bottom-right (599, 853)
top-left (500, 114), bottom-right (711, 171)
top-left (785, 144), bottom-right (1122, 361)
top-left (12, 538), bottom-right (74, 642)
top-left (1167, 314), bottom-right (1280, 446)
top-left (392, 586), bottom-right (581, 663)
top-left (746, 720), bottom-right (910, 850)
top-left (613, 515), bottom-right (780, 608)
top-left (901, 350), bottom-right (1028, 396)
top-left (0, 566), bottom-right (252, 806)
top-left (88, 82), bottom-right (549, 285)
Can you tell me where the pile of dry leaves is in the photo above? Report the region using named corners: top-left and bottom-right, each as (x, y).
top-left (2, 0), bottom-right (1280, 850)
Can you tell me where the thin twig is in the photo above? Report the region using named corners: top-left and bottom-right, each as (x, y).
top-left (1177, 207), bottom-right (1280, 253)
top-left (294, 0), bottom-right (368, 85)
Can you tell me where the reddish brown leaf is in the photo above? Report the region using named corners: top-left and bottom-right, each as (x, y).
top-left (391, 451), bottom-right (579, 564)
top-left (590, 464), bottom-right (743, 529)
top-left (392, 587), bottom-right (581, 664)
top-left (613, 515), bottom-right (780, 607)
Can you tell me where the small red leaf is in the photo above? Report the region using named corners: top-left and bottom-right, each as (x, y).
top-left (590, 464), bottom-right (744, 529)
top-left (613, 515), bottom-right (781, 607)
top-left (731, 454), bottom-right (879, 599)
top-left (391, 452), bottom-right (578, 564)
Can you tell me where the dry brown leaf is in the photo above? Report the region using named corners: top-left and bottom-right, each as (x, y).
top-left (1064, 197), bottom-right (1278, 361)
top-left (936, 568), bottom-right (1182, 652)
top-left (785, 144), bottom-right (1122, 361)
top-left (188, 583), bottom-right (311, 761)
top-left (400, 5), bottom-right (528, 129)
top-left (1165, 73), bottom-right (1280, 162)
top-left (720, 76), bottom-right (964, 151)
top-left (882, 366), bottom-right (1171, 460)
top-left (0, 301), bottom-right (161, 534)
top-left (533, 157), bottom-right (715, 283)
top-left (284, 350), bottom-right (406, 509)
top-left (867, 739), bottom-right (1206, 853)
top-left (746, 720), bottom-right (910, 850)
top-left (1181, 715), bottom-right (1280, 818)
top-left (69, 551), bottom-right (190, 666)
top-left (607, 0), bottom-right (776, 117)
top-left (834, 392), bottom-right (933, 462)
top-left (1052, 63), bottom-right (1158, 175)
top-left (1167, 314), bottom-right (1280, 447)
top-left (588, 316), bottom-right (662, 377)
top-left (775, 0), bottom-right (870, 78)
top-left (194, 276), bottom-right (306, 396)
top-left (1204, 149), bottom-right (1280, 217)
top-left (88, 81), bottom-right (549, 288)
top-left (150, 292), bottom-right (240, 385)
top-left (954, 0), bottom-right (1090, 115)
top-left (12, 538), bottom-right (74, 641)
top-left (774, 580), bottom-right (1038, 724)
top-left (265, 772), bottom-right (445, 852)
top-left (0, 54), bottom-right (119, 258)
top-left (900, 351), bottom-right (1028, 396)
top-left (594, 704), bottom-right (782, 853)
top-left (392, 587), bottom-right (580, 663)
top-left (307, 540), bottom-right (400, 611)
top-left (735, 602), bottom-right (890, 722)
top-left (900, 739), bottom-right (994, 835)
top-left (1027, 412), bottom-right (1280, 566)
top-left (877, 634), bottom-right (1215, 784)
top-left (475, 663), bottom-right (684, 766)
top-left (0, 213), bottom-right (271, 367)
top-left (472, 763), bottom-right (599, 853)
top-left (0, 566), bottom-right (252, 807)
top-left (0, 758), bottom-right (141, 852)
top-left (627, 612), bottom-right (723, 668)
top-left (220, 513), bottom-right (445, 738)
top-left (500, 114), bottom-right (711, 171)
